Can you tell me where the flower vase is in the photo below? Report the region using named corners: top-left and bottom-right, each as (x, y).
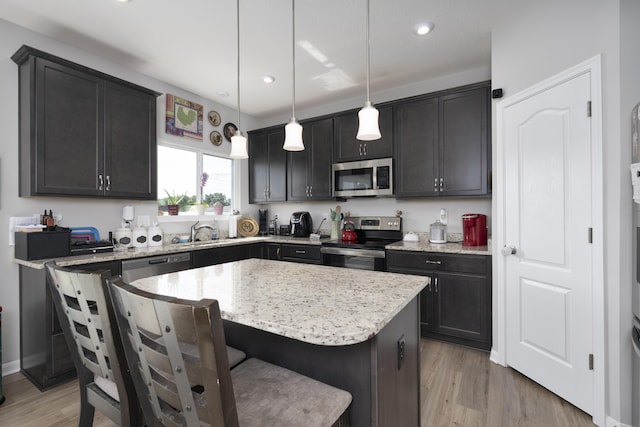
top-left (213, 204), bottom-right (224, 215)
top-left (330, 220), bottom-right (341, 240)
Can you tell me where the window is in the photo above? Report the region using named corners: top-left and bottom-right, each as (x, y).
top-left (157, 144), bottom-right (234, 215)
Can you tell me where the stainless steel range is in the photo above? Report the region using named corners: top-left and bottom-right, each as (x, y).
top-left (321, 216), bottom-right (402, 271)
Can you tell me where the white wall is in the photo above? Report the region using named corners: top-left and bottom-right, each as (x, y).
top-left (0, 18), bottom-right (259, 372)
top-left (491, 0), bottom-right (629, 423)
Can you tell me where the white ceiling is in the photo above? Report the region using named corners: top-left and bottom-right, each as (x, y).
top-left (0, 0), bottom-right (520, 118)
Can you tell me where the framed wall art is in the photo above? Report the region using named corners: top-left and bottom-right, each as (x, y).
top-left (165, 94), bottom-right (203, 140)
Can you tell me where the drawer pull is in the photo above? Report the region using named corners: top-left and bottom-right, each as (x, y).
top-left (295, 250), bottom-right (306, 254)
top-left (425, 260), bottom-right (441, 265)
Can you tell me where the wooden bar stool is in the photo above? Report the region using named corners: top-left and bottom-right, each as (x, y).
top-left (45, 262), bottom-right (142, 426)
top-left (108, 276), bottom-right (352, 427)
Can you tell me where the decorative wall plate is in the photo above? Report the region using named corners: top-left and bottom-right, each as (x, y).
top-left (209, 130), bottom-right (223, 146)
top-left (223, 122), bottom-right (238, 142)
top-left (207, 110), bottom-right (221, 126)
top-left (238, 217), bottom-right (259, 237)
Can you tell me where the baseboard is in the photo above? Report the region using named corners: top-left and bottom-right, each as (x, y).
top-left (2, 359), bottom-right (20, 376)
top-left (606, 415), bottom-right (631, 427)
top-left (490, 347), bottom-right (506, 366)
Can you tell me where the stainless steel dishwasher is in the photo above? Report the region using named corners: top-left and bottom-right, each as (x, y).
top-left (121, 252), bottom-right (191, 282)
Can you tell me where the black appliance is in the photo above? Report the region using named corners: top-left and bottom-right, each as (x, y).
top-left (321, 216), bottom-right (402, 271)
top-left (259, 209), bottom-right (268, 236)
top-left (69, 240), bottom-right (114, 256)
top-left (290, 211), bottom-right (313, 237)
top-left (14, 229), bottom-right (71, 260)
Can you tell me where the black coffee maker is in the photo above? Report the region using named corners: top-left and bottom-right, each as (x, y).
top-left (290, 212), bottom-right (312, 237)
top-left (258, 209), bottom-right (268, 235)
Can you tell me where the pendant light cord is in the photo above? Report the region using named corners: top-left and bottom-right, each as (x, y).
top-left (236, 0), bottom-right (241, 132)
top-left (366, 0), bottom-right (371, 104)
top-left (291, 0), bottom-right (296, 120)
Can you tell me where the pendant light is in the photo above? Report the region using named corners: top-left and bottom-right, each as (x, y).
top-left (356, 0), bottom-right (381, 141)
top-left (283, 0), bottom-right (304, 151)
top-left (230, 0), bottom-right (248, 159)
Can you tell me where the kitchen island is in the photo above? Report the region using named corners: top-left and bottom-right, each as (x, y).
top-left (131, 258), bottom-right (428, 427)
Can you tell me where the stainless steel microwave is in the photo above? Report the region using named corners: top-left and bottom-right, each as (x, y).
top-left (332, 158), bottom-right (393, 197)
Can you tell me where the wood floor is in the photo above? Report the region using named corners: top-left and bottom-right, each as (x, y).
top-left (0, 338), bottom-right (595, 426)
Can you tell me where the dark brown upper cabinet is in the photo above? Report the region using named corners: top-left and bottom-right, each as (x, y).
top-left (287, 117), bottom-right (334, 201)
top-left (395, 82), bottom-right (491, 198)
top-left (333, 106), bottom-right (393, 162)
top-left (248, 126), bottom-right (287, 203)
top-left (12, 45), bottom-right (160, 199)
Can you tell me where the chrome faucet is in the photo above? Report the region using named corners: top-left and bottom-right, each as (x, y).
top-left (190, 221), bottom-right (216, 242)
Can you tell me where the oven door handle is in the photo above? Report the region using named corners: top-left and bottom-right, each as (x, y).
top-left (321, 247), bottom-right (386, 258)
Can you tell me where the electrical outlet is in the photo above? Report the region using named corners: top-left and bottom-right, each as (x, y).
top-left (397, 335), bottom-right (406, 370)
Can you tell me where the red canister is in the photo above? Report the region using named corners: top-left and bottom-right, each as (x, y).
top-left (462, 214), bottom-right (487, 247)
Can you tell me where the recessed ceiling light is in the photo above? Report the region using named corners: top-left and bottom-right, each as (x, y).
top-left (262, 75), bottom-right (276, 84)
top-left (217, 91), bottom-right (229, 97)
top-left (414, 22), bottom-right (434, 36)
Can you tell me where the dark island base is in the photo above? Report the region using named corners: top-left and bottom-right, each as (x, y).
top-left (223, 297), bottom-right (420, 427)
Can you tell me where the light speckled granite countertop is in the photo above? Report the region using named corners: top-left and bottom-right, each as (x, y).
top-left (130, 258), bottom-right (427, 346)
top-left (13, 232), bottom-right (490, 269)
top-left (13, 235), bottom-right (326, 269)
top-left (386, 240), bottom-right (491, 256)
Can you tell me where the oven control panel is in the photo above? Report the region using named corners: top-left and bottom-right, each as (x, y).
top-left (351, 216), bottom-right (402, 231)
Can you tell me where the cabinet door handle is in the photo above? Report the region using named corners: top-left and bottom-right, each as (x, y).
top-left (363, 143), bottom-right (367, 156)
top-left (425, 260), bottom-right (442, 265)
top-left (98, 174), bottom-right (103, 190)
top-left (106, 175), bottom-right (111, 191)
top-left (295, 249), bottom-right (306, 254)
top-left (277, 246), bottom-right (281, 259)
top-left (434, 178), bottom-right (438, 192)
top-left (439, 177), bottom-right (444, 191)
top-left (434, 277), bottom-right (439, 293)
top-left (309, 185), bottom-right (313, 197)
top-left (427, 276), bottom-right (432, 292)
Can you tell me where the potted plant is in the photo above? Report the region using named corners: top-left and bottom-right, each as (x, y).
top-left (212, 201), bottom-right (224, 215)
top-left (164, 190), bottom-right (185, 215)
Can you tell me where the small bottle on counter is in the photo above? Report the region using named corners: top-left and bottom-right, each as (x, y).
top-left (46, 210), bottom-right (55, 229)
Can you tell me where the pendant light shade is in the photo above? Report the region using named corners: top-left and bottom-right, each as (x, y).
top-left (230, 132), bottom-right (248, 158)
top-left (283, 119), bottom-right (304, 151)
top-left (356, 101), bottom-right (381, 140)
top-left (230, 0), bottom-right (248, 159)
top-left (283, 0), bottom-right (304, 151)
top-left (356, 0), bottom-right (381, 141)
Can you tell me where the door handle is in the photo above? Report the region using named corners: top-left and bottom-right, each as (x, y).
top-left (106, 175), bottom-right (111, 191)
top-left (502, 245), bottom-right (517, 255)
top-left (98, 174), bottom-right (103, 191)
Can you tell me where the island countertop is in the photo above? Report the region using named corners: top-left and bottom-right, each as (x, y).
top-left (129, 258), bottom-right (428, 346)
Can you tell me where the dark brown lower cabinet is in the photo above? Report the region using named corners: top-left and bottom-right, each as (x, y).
top-left (19, 260), bottom-right (121, 390)
top-left (386, 250), bottom-right (492, 350)
top-left (279, 243), bottom-right (322, 264)
top-left (191, 244), bottom-right (254, 268)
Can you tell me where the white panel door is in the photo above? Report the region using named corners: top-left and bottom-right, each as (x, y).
top-left (503, 71), bottom-right (593, 414)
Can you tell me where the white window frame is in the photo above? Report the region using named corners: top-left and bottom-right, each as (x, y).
top-left (157, 140), bottom-right (236, 214)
